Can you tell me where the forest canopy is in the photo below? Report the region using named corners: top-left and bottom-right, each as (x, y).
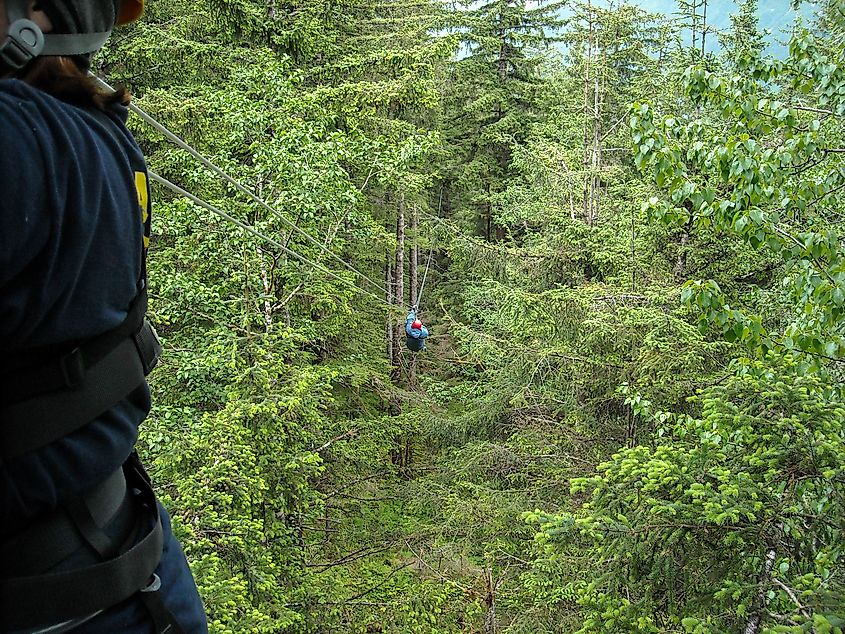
top-left (100, 0), bottom-right (845, 631)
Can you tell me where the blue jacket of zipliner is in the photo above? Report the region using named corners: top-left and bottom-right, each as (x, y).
top-left (405, 311), bottom-right (429, 351)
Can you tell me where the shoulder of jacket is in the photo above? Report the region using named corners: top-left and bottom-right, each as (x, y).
top-left (0, 82), bottom-right (55, 165)
top-left (0, 79), bottom-right (55, 110)
top-left (0, 80), bottom-right (69, 138)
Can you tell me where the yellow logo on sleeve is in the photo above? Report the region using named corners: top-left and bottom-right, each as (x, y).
top-left (134, 171), bottom-right (150, 248)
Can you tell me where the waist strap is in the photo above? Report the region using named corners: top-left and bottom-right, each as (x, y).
top-left (0, 468), bottom-right (129, 577)
top-left (0, 458), bottom-right (164, 631)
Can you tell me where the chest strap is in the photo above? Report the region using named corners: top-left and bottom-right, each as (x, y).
top-left (0, 290), bottom-right (161, 462)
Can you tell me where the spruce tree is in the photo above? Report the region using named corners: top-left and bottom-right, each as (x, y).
top-left (719, 0), bottom-right (765, 69)
top-left (442, 0), bottom-right (564, 241)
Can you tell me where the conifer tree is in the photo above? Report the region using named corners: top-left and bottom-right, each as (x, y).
top-left (676, 0), bottom-right (710, 55)
top-left (556, 1), bottom-right (670, 225)
top-left (442, 0), bottom-right (564, 240)
top-left (719, 0), bottom-right (765, 69)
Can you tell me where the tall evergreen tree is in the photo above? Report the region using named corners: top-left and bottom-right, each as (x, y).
top-left (554, 1), bottom-right (671, 225)
top-left (719, 0), bottom-right (765, 68)
top-left (442, 0), bottom-right (564, 240)
top-left (676, 0), bottom-right (710, 55)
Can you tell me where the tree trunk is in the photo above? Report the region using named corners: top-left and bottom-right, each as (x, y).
top-left (485, 190), bottom-right (492, 243)
top-left (391, 197), bottom-right (405, 378)
top-left (385, 260), bottom-right (394, 364)
top-left (410, 205), bottom-right (418, 308)
top-left (256, 179), bottom-right (274, 332)
top-left (691, 0), bottom-right (698, 51)
top-left (483, 566), bottom-right (498, 634)
top-left (582, 3), bottom-right (600, 225)
top-left (630, 204), bottom-right (637, 293)
top-left (257, 246), bottom-right (273, 333)
top-left (558, 159), bottom-right (577, 220)
top-left (743, 544), bottom-right (777, 634)
top-left (408, 206), bottom-right (419, 389)
top-left (673, 212), bottom-right (694, 280)
top-left (588, 62), bottom-right (602, 225)
top-left (395, 197), bottom-right (406, 310)
top-left (673, 230), bottom-right (690, 279)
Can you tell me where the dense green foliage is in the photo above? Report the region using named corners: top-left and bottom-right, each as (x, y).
top-left (94, 0), bottom-right (845, 631)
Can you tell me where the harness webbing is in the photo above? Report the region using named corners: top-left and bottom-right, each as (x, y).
top-left (0, 459), bottom-right (165, 631)
top-left (0, 290), bottom-right (160, 462)
top-left (0, 469), bottom-right (128, 576)
top-left (2, 289), bottom-right (147, 401)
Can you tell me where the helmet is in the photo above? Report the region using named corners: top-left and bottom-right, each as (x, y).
top-left (412, 319), bottom-right (423, 330)
top-left (116, 0), bottom-right (143, 25)
top-left (0, 0), bottom-right (143, 71)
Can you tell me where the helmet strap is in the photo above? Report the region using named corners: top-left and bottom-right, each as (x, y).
top-left (42, 30), bottom-right (112, 56)
top-left (0, 0), bottom-right (44, 70)
top-left (0, 0), bottom-right (113, 72)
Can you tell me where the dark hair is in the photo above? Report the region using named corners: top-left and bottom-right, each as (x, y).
top-left (18, 56), bottom-right (130, 110)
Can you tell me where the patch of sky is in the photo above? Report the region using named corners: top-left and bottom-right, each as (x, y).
top-left (554, 0), bottom-right (817, 57)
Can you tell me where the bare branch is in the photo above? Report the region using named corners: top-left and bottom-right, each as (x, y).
top-left (404, 540), bottom-right (472, 593)
top-left (307, 543), bottom-right (396, 572)
top-left (345, 561), bottom-right (416, 603)
top-left (313, 428), bottom-right (359, 454)
top-left (772, 578), bottom-right (811, 620)
top-left (792, 105), bottom-right (834, 115)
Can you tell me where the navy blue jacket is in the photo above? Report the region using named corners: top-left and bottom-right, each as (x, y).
top-left (0, 79), bottom-right (207, 632)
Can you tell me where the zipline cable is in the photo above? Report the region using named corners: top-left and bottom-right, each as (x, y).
top-left (148, 170), bottom-right (394, 310)
top-left (91, 76), bottom-right (391, 298)
top-left (415, 242), bottom-right (434, 311)
top-left (149, 171), bottom-right (284, 250)
top-left (412, 190), bottom-right (440, 311)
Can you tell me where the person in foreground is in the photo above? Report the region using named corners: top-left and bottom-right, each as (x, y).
top-left (0, 0), bottom-right (207, 631)
top-left (405, 307), bottom-right (429, 352)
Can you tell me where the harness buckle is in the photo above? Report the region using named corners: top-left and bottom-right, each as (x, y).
top-left (140, 573), bottom-right (162, 593)
top-left (139, 573), bottom-right (178, 633)
top-left (133, 320), bottom-right (162, 375)
top-left (0, 19), bottom-right (44, 70)
top-left (59, 348), bottom-right (85, 389)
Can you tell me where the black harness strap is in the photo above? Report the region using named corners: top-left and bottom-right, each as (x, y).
top-left (64, 491), bottom-right (124, 560)
top-left (1, 338), bottom-right (143, 458)
top-left (0, 468), bottom-right (128, 576)
top-left (0, 461), bottom-right (164, 631)
top-left (140, 573), bottom-right (185, 634)
top-left (0, 290), bottom-right (161, 462)
top-left (2, 289), bottom-right (147, 400)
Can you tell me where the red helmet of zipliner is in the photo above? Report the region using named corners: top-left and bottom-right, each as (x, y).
top-left (412, 319), bottom-right (422, 329)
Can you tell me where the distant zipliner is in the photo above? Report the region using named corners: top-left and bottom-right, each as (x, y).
top-left (405, 307), bottom-right (429, 352)
top-left (405, 223), bottom-right (435, 352)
